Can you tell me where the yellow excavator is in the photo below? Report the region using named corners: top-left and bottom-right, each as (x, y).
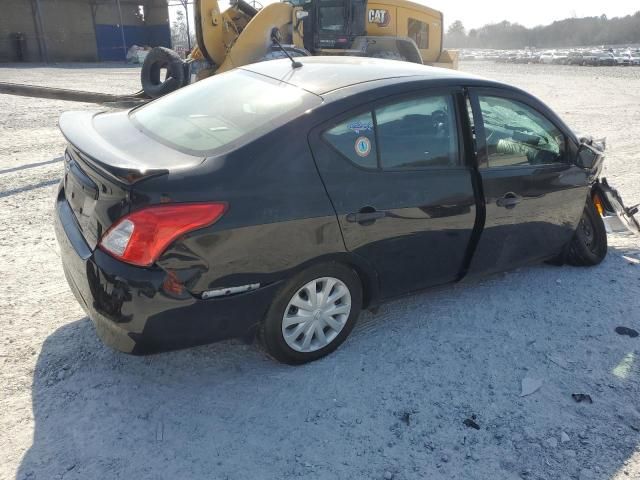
top-left (141, 0), bottom-right (458, 97)
top-left (0, 0), bottom-right (458, 104)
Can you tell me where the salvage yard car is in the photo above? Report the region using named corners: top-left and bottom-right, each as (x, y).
top-left (54, 57), bottom-right (640, 364)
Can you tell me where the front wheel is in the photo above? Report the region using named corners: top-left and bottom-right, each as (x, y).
top-left (261, 263), bottom-right (362, 364)
top-left (566, 199), bottom-right (608, 266)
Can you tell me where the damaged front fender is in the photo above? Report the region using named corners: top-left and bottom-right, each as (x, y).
top-left (576, 135), bottom-right (639, 236)
top-left (592, 178), bottom-right (640, 236)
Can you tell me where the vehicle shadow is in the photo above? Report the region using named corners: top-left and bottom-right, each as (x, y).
top-left (0, 179), bottom-right (59, 199)
top-left (17, 245), bottom-right (640, 479)
top-left (0, 157), bottom-right (62, 176)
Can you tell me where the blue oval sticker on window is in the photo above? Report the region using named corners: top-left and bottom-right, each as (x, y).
top-left (355, 136), bottom-right (372, 157)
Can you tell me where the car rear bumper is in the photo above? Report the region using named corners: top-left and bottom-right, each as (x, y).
top-left (54, 186), bottom-right (279, 354)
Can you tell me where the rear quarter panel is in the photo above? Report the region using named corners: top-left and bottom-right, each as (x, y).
top-left (137, 120), bottom-right (347, 295)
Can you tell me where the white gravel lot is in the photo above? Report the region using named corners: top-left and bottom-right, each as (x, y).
top-left (0, 62), bottom-right (639, 480)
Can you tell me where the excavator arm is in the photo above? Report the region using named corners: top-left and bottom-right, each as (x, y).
top-left (194, 0), bottom-right (302, 76)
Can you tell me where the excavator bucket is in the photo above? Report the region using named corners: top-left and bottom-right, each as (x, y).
top-left (432, 49), bottom-right (459, 69)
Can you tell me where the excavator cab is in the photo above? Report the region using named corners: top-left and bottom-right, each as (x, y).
top-left (291, 0), bottom-right (431, 64)
top-left (290, 0), bottom-right (366, 52)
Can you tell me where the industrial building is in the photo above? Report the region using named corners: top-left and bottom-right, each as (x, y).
top-left (0, 0), bottom-right (171, 62)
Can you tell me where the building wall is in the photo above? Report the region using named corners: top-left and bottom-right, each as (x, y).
top-left (0, 0), bottom-right (170, 63)
top-left (40, 0), bottom-right (98, 62)
top-left (0, 2), bottom-right (40, 62)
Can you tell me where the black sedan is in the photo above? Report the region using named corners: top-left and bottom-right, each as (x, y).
top-left (54, 57), bottom-right (637, 364)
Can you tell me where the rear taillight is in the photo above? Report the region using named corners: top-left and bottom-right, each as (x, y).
top-left (99, 202), bottom-right (227, 267)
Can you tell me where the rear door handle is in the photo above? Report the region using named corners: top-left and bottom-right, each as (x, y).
top-left (496, 193), bottom-right (522, 209)
top-left (346, 209), bottom-right (386, 225)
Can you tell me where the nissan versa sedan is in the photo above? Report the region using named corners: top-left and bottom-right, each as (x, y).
top-left (54, 57), bottom-right (639, 364)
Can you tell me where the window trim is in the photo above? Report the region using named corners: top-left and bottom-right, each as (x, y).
top-left (319, 87), bottom-right (466, 172)
top-left (467, 87), bottom-right (570, 170)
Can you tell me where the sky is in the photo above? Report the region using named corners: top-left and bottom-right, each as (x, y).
top-left (169, 0), bottom-right (640, 31)
top-left (425, 0), bottom-right (640, 29)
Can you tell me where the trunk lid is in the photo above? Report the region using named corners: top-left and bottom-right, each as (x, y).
top-left (62, 146), bottom-right (130, 249)
top-left (59, 110), bottom-right (205, 249)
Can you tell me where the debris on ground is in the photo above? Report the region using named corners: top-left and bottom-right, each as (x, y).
top-left (572, 394), bottom-right (594, 404)
top-left (520, 377), bottom-right (543, 397)
top-left (561, 432), bottom-right (571, 443)
top-left (399, 411), bottom-right (411, 426)
top-left (615, 326), bottom-right (639, 338)
top-left (622, 255), bottom-right (640, 265)
top-left (545, 437), bottom-right (559, 448)
top-left (463, 416), bottom-right (480, 430)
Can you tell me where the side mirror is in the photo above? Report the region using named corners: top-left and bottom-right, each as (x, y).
top-left (576, 143), bottom-right (600, 170)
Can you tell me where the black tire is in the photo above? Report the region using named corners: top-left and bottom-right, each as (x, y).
top-left (261, 262), bottom-right (362, 365)
top-left (566, 199), bottom-right (608, 266)
top-left (141, 47), bottom-right (186, 99)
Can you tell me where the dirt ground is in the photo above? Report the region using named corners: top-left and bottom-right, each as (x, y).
top-left (0, 62), bottom-right (639, 480)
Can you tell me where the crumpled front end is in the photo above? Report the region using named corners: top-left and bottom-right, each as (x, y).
top-left (580, 136), bottom-right (640, 236)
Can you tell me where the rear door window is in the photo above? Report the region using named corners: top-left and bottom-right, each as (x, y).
top-left (323, 112), bottom-right (377, 169)
top-left (322, 94), bottom-right (459, 170)
top-left (376, 95), bottom-right (458, 169)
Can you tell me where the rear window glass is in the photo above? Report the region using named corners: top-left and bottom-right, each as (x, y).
top-left (130, 70), bottom-right (321, 155)
top-left (323, 112), bottom-right (377, 169)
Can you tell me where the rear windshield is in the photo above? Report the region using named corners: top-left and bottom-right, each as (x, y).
top-left (130, 69), bottom-right (322, 155)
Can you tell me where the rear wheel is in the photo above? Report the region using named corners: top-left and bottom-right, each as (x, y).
top-left (261, 263), bottom-right (362, 364)
top-left (566, 199), bottom-right (608, 266)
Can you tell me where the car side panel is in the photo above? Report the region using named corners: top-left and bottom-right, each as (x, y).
top-left (465, 87), bottom-right (590, 277)
top-left (467, 165), bottom-right (589, 276)
top-left (308, 89), bottom-right (478, 299)
top-left (137, 122), bottom-right (349, 296)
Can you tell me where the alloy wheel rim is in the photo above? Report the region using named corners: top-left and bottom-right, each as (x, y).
top-left (282, 277), bottom-right (352, 353)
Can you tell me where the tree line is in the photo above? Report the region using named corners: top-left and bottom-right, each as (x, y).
top-left (445, 11), bottom-right (640, 49)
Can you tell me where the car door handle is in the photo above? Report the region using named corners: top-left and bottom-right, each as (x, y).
top-left (346, 209), bottom-right (387, 225)
top-left (496, 193), bottom-right (522, 209)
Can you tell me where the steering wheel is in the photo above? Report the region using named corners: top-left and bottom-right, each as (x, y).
top-left (248, 0), bottom-right (263, 9)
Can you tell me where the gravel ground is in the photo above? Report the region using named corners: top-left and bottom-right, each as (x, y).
top-left (1, 62), bottom-right (639, 480)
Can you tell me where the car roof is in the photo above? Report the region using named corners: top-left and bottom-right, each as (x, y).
top-left (240, 56), bottom-right (484, 95)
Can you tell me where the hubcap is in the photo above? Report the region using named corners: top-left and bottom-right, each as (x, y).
top-left (282, 277), bottom-right (352, 353)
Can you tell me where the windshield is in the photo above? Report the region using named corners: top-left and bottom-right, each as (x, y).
top-left (319, 6), bottom-right (346, 32)
top-left (130, 69), bottom-right (321, 155)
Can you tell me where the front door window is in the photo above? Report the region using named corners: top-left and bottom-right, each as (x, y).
top-left (478, 96), bottom-right (565, 167)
